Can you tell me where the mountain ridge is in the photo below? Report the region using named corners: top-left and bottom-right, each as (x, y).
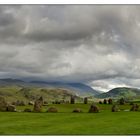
top-left (95, 87), bottom-right (140, 98)
top-left (0, 78), bottom-right (99, 96)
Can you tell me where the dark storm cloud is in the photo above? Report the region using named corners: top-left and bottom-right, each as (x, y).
top-left (1, 5), bottom-right (140, 91)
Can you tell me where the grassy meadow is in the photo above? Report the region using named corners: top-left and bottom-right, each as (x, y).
top-left (0, 103), bottom-right (140, 135)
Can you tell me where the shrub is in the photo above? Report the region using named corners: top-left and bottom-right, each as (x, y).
top-left (28, 101), bottom-right (34, 105)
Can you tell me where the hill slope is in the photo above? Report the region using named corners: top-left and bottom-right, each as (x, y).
top-left (31, 81), bottom-right (99, 96)
top-left (0, 79), bottom-right (99, 96)
top-left (0, 85), bottom-right (82, 103)
top-left (95, 87), bottom-right (140, 98)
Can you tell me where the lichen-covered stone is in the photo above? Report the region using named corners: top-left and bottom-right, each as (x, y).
top-left (89, 104), bottom-right (99, 113)
top-left (33, 96), bottom-right (43, 112)
top-left (130, 104), bottom-right (139, 111)
top-left (7, 105), bottom-right (16, 112)
top-left (0, 96), bottom-right (7, 111)
top-left (112, 105), bottom-right (119, 112)
top-left (73, 108), bottom-right (82, 113)
top-left (70, 96), bottom-right (75, 104)
top-left (47, 107), bottom-right (58, 113)
top-left (108, 98), bottom-right (113, 104)
top-left (84, 97), bottom-right (88, 104)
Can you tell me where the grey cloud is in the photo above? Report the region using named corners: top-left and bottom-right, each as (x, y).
top-left (1, 5), bottom-right (140, 91)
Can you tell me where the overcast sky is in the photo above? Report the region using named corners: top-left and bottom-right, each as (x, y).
top-left (1, 5), bottom-right (140, 91)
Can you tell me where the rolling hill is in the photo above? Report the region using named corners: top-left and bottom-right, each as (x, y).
top-left (0, 78), bottom-right (100, 103)
top-left (95, 87), bottom-right (140, 98)
top-left (0, 78), bottom-right (99, 96)
top-left (30, 81), bottom-right (99, 96)
top-left (0, 85), bottom-right (84, 103)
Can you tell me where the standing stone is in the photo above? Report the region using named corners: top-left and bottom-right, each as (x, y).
top-left (112, 105), bottom-right (119, 112)
top-left (33, 96), bottom-right (43, 112)
top-left (12, 101), bottom-right (16, 105)
top-left (7, 105), bottom-right (16, 112)
top-left (89, 104), bottom-right (99, 113)
top-left (47, 107), bottom-right (58, 113)
top-left (103, 99), bottom-right (107, 104)
top-left (28, 101), bottom-right (34, 105)
top-left (60, 100), bottom-right (65, 104)
top-left (73, 108), bottom-right (82, 113)
top-left (15, 100), bottom-right (20, 106)
top-left (43, 101), bottom-right (48, 105)
top-left (70, 95), bottom-right (75, 104)
top-left (99, 101), bottom-right (102, 104)
top-left (0, 97), bottom-right (7, 111)
top-left (24, 108), bottom-right (32, 112)
top-left (20, 101), bottom-right (25, 106)
top-left (108, 98), bottom-right (113, 104)
top-left (84, 97), bottom-right (88, 104)
top-left (130, 104), bottom-right (139, 111)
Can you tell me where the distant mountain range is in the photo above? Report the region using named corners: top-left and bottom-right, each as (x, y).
top-left (95, 87), bottom-right (140, 98)
top-left (1, 78), bottom-right (140, 99)
top-left (0, 78), bottom-right (99, 96)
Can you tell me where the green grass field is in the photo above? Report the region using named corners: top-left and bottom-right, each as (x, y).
top-left (0, 103), bottom-right (140, 135)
